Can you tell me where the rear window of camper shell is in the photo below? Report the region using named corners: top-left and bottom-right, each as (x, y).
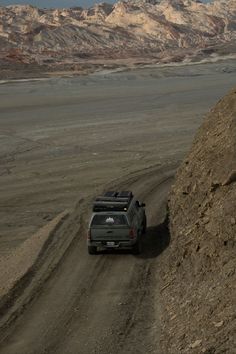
top-left (91, 214), bottom-right (128, 226)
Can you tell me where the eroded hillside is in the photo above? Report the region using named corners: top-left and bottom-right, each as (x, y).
top-left (0, 0), bottom-right (236, 77)
top-left (161, 89), bottom-right (236, 353)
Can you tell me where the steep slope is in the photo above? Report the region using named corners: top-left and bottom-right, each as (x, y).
top-left (0, 0), bottom-right (236, 74)
top-left (161, 89), bottom-right (236, 353)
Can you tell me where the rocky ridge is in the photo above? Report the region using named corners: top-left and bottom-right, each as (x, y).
top-left (161, 89), bottom-right (236, 353)
top-left (0, 0), bottom-right (236, 77)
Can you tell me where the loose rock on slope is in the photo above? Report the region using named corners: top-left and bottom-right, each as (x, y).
top-left (161, 89), bottom-right (236, 353)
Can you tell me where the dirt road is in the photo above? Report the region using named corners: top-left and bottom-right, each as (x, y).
top-left (0, 163), bottom-right (174, 354)
top-left (0, 60), bottom-right (236, 353)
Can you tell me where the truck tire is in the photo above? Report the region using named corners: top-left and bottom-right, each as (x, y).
top-left (88, 245), bottom-right (97, 255)
top-left (132, 238), bottom-right (142, 255)
top-left (142, 216), bottom-right (147, 234)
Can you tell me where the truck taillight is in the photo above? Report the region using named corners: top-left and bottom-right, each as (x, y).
top-left (129, 228), bottom-right (135, 239)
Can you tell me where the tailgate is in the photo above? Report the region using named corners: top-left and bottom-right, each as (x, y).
top-left (91, 226), bottom-right (131, 241)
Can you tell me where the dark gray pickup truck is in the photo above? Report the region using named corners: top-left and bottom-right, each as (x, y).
top-left (87, 191), bottom-right (146, 255)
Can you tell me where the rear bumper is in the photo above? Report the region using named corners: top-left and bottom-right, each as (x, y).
top-left (88, 239), bottom-right (137, 249)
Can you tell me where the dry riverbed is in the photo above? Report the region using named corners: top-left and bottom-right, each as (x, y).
top-left (1, 60), bottom-right (236, 256)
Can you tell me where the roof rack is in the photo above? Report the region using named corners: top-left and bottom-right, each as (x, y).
top-left (117, 191), bottom-right (133, 198)
top-left (93, 191), bottom-right (133, 212)
top-left (104, 191), bottom-right (117, 198)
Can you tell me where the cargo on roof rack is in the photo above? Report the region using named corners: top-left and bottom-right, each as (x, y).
top-left (103, 191), bottom-right (117, 198)
top-left (95, 197), bottom-right (129, 203)
top-left (117, 191), bottom-right (133, 198)
top-left (92, 191), bottom-right (133, 212)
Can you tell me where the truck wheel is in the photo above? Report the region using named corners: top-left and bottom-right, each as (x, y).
top-left (88, 246), bottom-right (97, 255)
top-left (142, 218), bottom-right (147, 234)
top-left (132, 239), bottom-right (141, 255)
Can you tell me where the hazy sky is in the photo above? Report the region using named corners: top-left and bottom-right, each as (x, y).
top-left (1, 0), bottom-right (210, 9)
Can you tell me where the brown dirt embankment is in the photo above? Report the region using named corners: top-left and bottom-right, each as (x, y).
top-left (161, 89), bottom-right (236, 353)
top-left (0, 210), bottom-right (69, 325)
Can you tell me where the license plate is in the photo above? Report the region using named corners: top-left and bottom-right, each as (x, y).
top-left (106, 242), bottom-right (115, 247)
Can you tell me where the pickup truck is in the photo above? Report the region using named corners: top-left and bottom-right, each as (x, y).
top-left (87, 191), bottom-right (146, 255)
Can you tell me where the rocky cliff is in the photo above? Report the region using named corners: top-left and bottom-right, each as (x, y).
top-left (0, 0), bottom-right (236, 75)
top-left (161, 89), bottom-right (236, 353)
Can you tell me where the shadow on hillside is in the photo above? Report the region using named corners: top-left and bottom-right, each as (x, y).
top-left (139, 215), bottom-right (170, 259)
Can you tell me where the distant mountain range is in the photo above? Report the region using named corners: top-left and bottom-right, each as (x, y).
top-left (0, 0), bottom-right (236, 76)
